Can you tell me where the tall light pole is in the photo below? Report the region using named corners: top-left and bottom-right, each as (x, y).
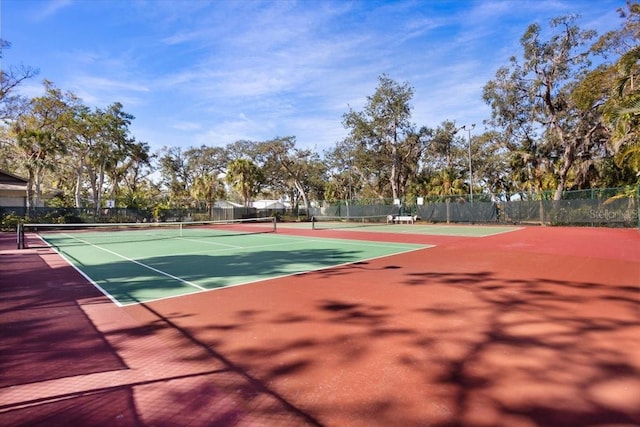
top-left (461, 124), bottom-right (476, 203)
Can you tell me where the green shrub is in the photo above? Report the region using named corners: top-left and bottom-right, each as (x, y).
top-left (0, 213), bottom-right (24, 231)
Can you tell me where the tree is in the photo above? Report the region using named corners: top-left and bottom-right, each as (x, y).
top-left (342, 74), bottom-right (422, 201)
top-left (186, 145), bottom-right (228, 175)
top-left (65, 102), bottom-right (135, 213)
top-left (414, 120), bottom-right (479, 200)
top-left (12, 80), bottom-right (77, 210)
top-left (190, 173), bottom-right (225, 215)
top-left (253, 137), bottom-right (326, 213)
top-left (226, 140), bottom-right (258, 161)
top-left (64, 105), bottom-right (93, 207)
top-left (104, 140), bottom-right (157, 210)
top-left (426, 121), bottom-right (460, 171)
top-left (331, 134), bottom-right (388, 200)
top-left (225, 158), bottom-right (263, 206)
top-left (323, 137), bottom-right (363, 202)
top-left (594, 2), bottom-right (640, 181)
top-left (471, 130), bottom-right (512, 198)
top-left (484, 15), bottom-right (606, 200)
top-left (114, 140), bottom-right (153, 205)
top-left (157, 146), bottom-right (191, 208)
top-left (91, 103), bottom-right (135, 213)
top-left (0, 39), bottom-right (38, 123)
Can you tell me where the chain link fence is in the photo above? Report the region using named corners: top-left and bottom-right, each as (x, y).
top-left (309, 186), bottom-right (639, 228)
top-left (2, 186), bottom-right (638, 229)
top-left (0, 206), bottom-right (290, 230)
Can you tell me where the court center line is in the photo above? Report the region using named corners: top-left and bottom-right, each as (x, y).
top-left (36, 234), bottom-right (124, 307)
top-left (255, 232), bottom-right (426, 249)
top-left (160, 234), bottom-right (425, 258)
top-left (117, 244), bottom-right (435, 307)
top-left (316, 224), bottom-right (522, 237)
top-left (133, 237), bottom-right (345, 258)
top-left (60, 233), bottom-right (207, 291)
top-left (176, 236), bottom-right (243, 249)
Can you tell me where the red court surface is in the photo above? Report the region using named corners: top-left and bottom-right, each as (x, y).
top-left (1, 225), bottom-right (639, 426)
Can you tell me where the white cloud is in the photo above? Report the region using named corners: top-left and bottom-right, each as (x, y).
top-left (74, 76), bottom-right (149, 94)
top-left (172, 121), bottom-right (202, 132)
top-left (193, 119), bottom-right (275, 147)
top-left (6, 0), bottom-right (622, 154)
top-left (14, 81), bottom-right (46, 100)
top-left (161, 30), bottom-right (208, 46)
top-left (67, 75), bottom-right (149, 107)
top-left (30, 0), bottom-right (73, 22)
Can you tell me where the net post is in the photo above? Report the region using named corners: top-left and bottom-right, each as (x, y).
top-left (273, 216), bottom-right (277, 232)
top-left (311, 216), bottom-right (316, 230)
top-left (17, 223), bottom-right (24, 249)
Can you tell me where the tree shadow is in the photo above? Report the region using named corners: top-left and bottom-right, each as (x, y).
top-left (115, 259), bottom-right (636, 426)
top-left (0, 252), bottom-right (129, 387)
top-left (0, 233), bottom-right (326, 426)
top-left (0, 247), bottom-right (140, 426)
top-left (186, 266), bottom-right (638, 426)
top-left (2, 231), bottom-right (639, 426)
top-left (400, 270), bottom-right (640, 426)
top-left (62, 247), bottom-right (379, 304)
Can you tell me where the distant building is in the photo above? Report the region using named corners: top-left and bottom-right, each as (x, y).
top-left (251, 200), bottom-right (288, 209)
top-left (214, 200), bottom-right (244, 208)
top-left (0, 171), bottom-right (28, 207)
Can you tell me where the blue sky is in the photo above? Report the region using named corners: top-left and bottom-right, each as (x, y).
top-left (2, 0), bottom-right (624, 153)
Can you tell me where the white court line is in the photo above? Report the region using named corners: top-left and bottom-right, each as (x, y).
top-left (253, 232), bottom-right (427, 249)
top-left (166, 238), bottom-right (308, 257)
top-left (42, 231), bottom-right (431, 307)
top-left (59, 233), bottom-right (207, 291)
top-left (327, 224), bottom-right (523, 237)
top-left (36, 234), bottom-right (125, 307)
top-left (118, 244), bottom-right (435, 307)
top-left (176, 236), bottom-right (244, 249)
top-left (164, 233), bottom-right (426, 257)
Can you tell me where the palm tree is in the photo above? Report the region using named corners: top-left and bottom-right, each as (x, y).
top-left (604, 45), bottom-right (640, 180)
top-left (190, 174), bottom-right (223, 217)
top-left (428, 167), bottom-right (466, 223)
top-left (225, 159), bottom-right (263, 206)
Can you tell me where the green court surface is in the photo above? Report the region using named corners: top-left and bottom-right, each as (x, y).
top-left (42, 231), bottom-right (430, 306)
top-left (281, 221), bottom-right (521, 237)
top-left (367, 224), bottom-right (522, 236)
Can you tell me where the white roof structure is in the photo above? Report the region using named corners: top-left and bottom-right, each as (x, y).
top-left (252, 200), bottom-right (288, 209)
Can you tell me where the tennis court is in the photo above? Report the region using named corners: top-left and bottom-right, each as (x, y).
top-left (24, 219), bottom-right (430, 306)
top-left (1, 222), bottom-right (639, 426)
top-left (286, 216), bottom-right (522, 237)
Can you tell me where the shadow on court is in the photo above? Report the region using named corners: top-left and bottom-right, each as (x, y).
top-left (0, 233), bottom-right (324, 426)
top-left (0, 242), bottom-right (140, 425)
top-left (1, 227), bottom-right (639, 426)
top-left (133, 230), bottom-right (638, 426)
top-left (163, 269), bottom-right (638, 426)
top-left (65, 247), bottom-right (380, 304)
top-left (399, 271), bottom-right (640, 426)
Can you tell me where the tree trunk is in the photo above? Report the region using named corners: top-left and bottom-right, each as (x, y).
top-left (74, 163), bottom-right (83, 208)
top-left (390, 142), bottom-right (400, 201)
top-left (34, 168), bottom-right (43, 208)
top-left (26, 169), bottom-right (34, 214)
top-left (95, 162), bottom-right (106, 217)
top-left (294, 179), bottom-right (309, 214)
top-left (553, 136), bottom-right (575, 201)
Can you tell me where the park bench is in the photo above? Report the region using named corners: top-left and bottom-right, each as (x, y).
top-left (387, 215), bottom-right (417, 224)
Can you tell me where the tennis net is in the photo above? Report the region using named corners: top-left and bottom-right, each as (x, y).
top-left (17, 217), bottom-right (277, 249)
top-left (311, 214), bottom-right (391, 230)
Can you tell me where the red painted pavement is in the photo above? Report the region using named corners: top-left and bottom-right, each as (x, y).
top-left (1, 226), bottom-right (638, 426)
